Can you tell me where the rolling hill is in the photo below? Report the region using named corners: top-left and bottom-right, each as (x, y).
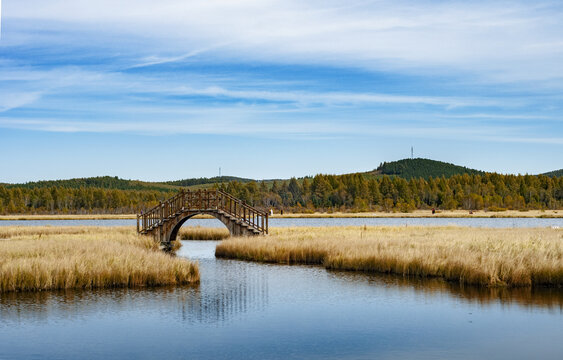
top-left (4, 159), bottom-right (560, 191)
top-left (542, 169), bottom-right (563, 177)
top-left (367, 158), bottom-right (483, 180)
top-left (164, 176), bottom-right (255, 187)
top-left (5, 176), bottom-right (179, 192)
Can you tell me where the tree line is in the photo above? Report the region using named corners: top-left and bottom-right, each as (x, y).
top-left (220, 173), bottom-right (563, 212)
top-left (0, 173), bottom-right (561, 214)
top-left (0, 187), bottom-right (175, 214)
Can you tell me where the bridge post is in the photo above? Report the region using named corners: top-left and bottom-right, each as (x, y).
top-left (136, 214), bottom-right (140, 233)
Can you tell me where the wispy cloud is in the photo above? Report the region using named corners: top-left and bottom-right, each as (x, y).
top-left (2, 112), bottom-right (560, 147)
top-left (166, 86), bottom-right (505, 108)
top-left (6, 1), bottom-right (563, 83)
top-left (0, 62), bottom-right (557, 146)
top-left (0, 65), bottom-right (511, 112)
top-left (129, 42), bottom-right (233, 69)
top-left (0, 92), bottom-right (42, 112)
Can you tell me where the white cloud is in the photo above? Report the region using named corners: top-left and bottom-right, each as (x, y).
top-left (0, 65), bottom-right (508, 109)
top-left (5, 1), bottom-right (563, 82)
top-left (0, 92), bottom-right (42, 112)
top-left (2, 113), bottom-right (560, 146)
top-left (1, 2), bottom-right (561, 148)
top-left (129, 42), bottom-right (233, 69)
top-left (5, 0), bottom-right (563, 81)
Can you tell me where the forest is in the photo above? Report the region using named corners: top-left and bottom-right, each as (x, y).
top-left (1, 172), bottom-right (561, 214)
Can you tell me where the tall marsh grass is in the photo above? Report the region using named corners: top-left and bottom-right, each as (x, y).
top-left (0, 226), bottom-right (199, 292)
top-left (216, 226), bottom-right (563, 287)
top-left (178, 226), bottom-right (230, 240)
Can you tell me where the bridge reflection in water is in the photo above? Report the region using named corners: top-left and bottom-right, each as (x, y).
top-left (179, 262), bottom-right (269, 324)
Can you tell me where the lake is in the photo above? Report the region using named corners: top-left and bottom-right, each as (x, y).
top-left (1, 240), bottom-right (562, 359)
top-left (1, 217), bottom-right (562, 228)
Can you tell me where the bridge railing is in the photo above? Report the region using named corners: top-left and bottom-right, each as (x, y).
top-left (137, 189), bottom-right (268, 235)
top-left (216, 190), bottom-right (269, 234)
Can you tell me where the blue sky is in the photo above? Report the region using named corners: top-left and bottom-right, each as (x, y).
top-left (1, 0), bottom-right (562, 183)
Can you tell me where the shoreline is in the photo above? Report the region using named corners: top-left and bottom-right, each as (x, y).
top-left (1, 209), bottom-right (561, 221)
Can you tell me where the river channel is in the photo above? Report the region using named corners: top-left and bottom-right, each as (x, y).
top-left (1, 234), bottom-right (562, 359)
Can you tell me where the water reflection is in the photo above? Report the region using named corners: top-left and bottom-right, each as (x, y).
top-left (178, 261), bottom-right (268, 324)
top-left (0, 264), bottom-right (269, 327)
top-left (327, 270), bottom-right (563, 312)
top-left (0, 287), bottom-right (190, 325)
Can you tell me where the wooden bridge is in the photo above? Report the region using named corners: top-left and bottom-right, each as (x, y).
top-left (137, 189), bottom-right (268, 248)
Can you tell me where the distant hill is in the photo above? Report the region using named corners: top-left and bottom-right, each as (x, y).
top-left (164, 176), bottom-right (255, 187)
top-left (6, 176), bottom-right (179, 192)
top-left (368, 158), bottom-right (483, 180)
top-left (4, 175), bottom-right (260, 192)
top-left (542, 169), bottom-right (563, 177)
top-left (6, 158), bottom-right (544, 192)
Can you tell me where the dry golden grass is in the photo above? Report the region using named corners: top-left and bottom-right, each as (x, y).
top-left (178, 226), bottom-right (231, 240)
top-left (216, 226), bottom-right (563, 287)
top-left (0, 226), bottom-right (199, 292)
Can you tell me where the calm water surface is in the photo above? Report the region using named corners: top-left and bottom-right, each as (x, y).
top-left (1, 217), bottom-right (562, 228)
top-left (1, 240), bottom-right (562, 359)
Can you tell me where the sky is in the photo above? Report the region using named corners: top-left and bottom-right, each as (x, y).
top-left (0, 0), bottom-right (562, 183)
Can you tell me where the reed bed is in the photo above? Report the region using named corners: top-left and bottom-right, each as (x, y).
top-left (0, 226), bottom-right (199, 292)
top-left (178, 226), bottom-right (230, 240)
top-left (216, 226), bottom-right (563, 287)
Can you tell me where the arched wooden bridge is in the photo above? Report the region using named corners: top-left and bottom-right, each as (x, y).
top-left (137, 189), bottom-right (268, 248)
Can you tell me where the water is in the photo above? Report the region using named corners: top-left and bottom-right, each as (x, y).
top-left (1, 240), bottom-right (562, 359)
top-left (1, 217), bottom-right (562, 228)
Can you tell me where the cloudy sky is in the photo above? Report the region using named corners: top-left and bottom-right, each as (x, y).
top-left (1, 0), bottom-right (562, 182)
